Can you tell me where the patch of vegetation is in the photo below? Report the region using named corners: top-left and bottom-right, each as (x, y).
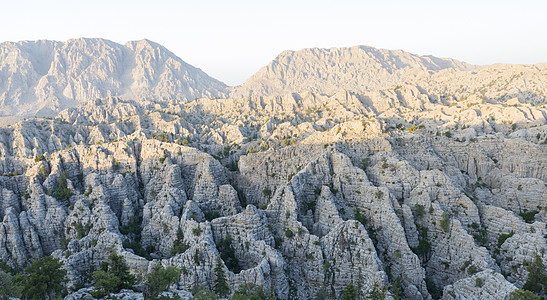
top-left (120, 215), bottom-right (142, 236)
top-left (92, 252), bottom-right (136, 298)
top-left (213, 258), bottom-right (230, 297)
top-left (112, 159), bottom-right (120, 171)
top-left (497, 231), bottom-right (515, 248)
top-left (217, 235), bottom-right (240, 273)
top-left (440, 213), bottom-right (450, 232)
top-left (302, 200), bottom-right (316, 213)
top-left (414, 239), bottom-right (432, 258)
top-left (192, 227), bottom-right (202, 236)
top-left (467, 264), bottom-right (479, 275)
top-left (367, 284), bottom-right (391, 299)
top-left (341, 283), bottom-right (357, 300)
top-left (472, 227), bottom-right (488, 246)
top-left (193, 249), bottom-right (200, 265)
top-left (460, 260), bottom-right (472, 272)
top-left (170, 229), bottom-right (190, 256)
top-left (522, 254), bottom-right (547, 297)
top-left (226, 159), bottom-right (239, 172)
top-left (354, 208), bottom-right (367, 227)
top-left (361, 158), bottom-right (369, 169)
top-left (13, 256), bottom-right (67, 299)
top-left (204, 210), bottom-right (220, 221)
top-left (34, 154), bottom-right (46, 162)
top-left (73, 222), bottom-right (92, 239)
top-left (84, 184), bottom-right (92, 197)
top-left (0, 260), bottom-right (20, 298)
top-left (280, 227), bottom-right (293, 238)
top-left (414, 204), bottom-right (425, 218)
top-left (143, 265), bottom-right (181, 300)
top-left (192, 287), bottom-right (218, 299)
top-left (412, 225), bottom-right (431, 260)
top-left (151, 132), bottom-right (170, 143)
top-left (229, 284), bottom-right (274, 300)
top-left (120, 216), bottom-right (151, 260)
top-left (509, 289), bottom-right (541, 300)
top-left (122, 238), bottom-right (152, 260)
top-left (519, 210), bottom-right (539, 224)
top-left (381, 157), bottom-right (388, 169)
top-left (425, 278), bottom-right (441, 300)
top-left (53, 171), bottom-right (73, 201)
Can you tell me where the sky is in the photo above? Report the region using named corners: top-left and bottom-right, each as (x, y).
top-left (1, 0), bottom-right (546, 86)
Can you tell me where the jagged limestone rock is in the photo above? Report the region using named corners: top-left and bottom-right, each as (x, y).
top-left (0, 42), bottom-right (546, 299)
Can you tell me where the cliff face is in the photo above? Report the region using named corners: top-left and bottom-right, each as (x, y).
top-left (0, 42), bottom-right (546, 299)
top-left (0, 38), bottom-right (227, 117)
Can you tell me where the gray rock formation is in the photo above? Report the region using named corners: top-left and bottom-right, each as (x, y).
top-left (0, 42), bottom-right (546, 299)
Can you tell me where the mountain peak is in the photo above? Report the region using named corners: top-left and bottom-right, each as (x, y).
top-left (125, 38), bottom-right (162, 50)
top-left (231, 45), bottom-right (474, 98)
top-left (0, 38), bottom-right (227, 117)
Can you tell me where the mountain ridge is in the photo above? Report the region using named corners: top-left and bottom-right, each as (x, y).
top-left (2, 39), bottom-right (547, 121)
top-left (230, 45), bottom-right (475, 98)
top-left (0, 38), bottom-right (228, 117)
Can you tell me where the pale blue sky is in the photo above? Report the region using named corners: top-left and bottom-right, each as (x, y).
top-left (1, 0), bottom-right (546, 85)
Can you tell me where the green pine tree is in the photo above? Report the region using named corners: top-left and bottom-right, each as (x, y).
top-left (213, 258), bottom-right (230, 297)
top-left (19, 256), bottom-right (67, 300)
top-left (341, 283), bottom-right (357, 300)
top-left (0, 259), bottom-right (21, 299)
top-left (509, 289), bottom-right (541, 300)
top-left (92, 252), bottom-right (136, 298)
top-left (143, 265), bottom-right (181, 299)
top-left (522, 254), bottom-right (547, 297)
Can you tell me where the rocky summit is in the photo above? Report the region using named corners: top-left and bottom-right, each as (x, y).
top-left (0, 38), bottom-right (227, 118)
top-left (0, 41), bottom-right (546, 300)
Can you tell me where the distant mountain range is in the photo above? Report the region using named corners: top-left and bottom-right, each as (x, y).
top-left (1, 38), bottom-right (546, 120)
top-left (0, 38), bottom-right (227, 117)
top-left (230, 45), bottom-right (474, 97)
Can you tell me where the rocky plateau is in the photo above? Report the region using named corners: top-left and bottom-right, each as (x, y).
top-left (0, 40), bottom-right (545, 300)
